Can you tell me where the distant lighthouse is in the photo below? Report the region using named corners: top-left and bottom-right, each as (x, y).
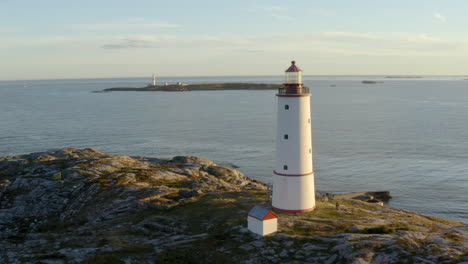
top-left (272, 61), bottom-right (316, 213)
top-left (152, 74), bottom-right (156, 86)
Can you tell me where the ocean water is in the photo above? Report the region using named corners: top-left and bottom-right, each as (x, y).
top-left (0, 75), bottom-right (467, 222)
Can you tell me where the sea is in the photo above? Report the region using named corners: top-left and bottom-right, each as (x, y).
top-left (0, 75), bottom-right (466, 222)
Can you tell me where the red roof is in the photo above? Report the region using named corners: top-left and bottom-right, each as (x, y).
top-left (248, 205), bottom-right (279, 221)
top-left (263, 211), bottom-right (279, 220)
top-left (285, 61), bottom-right (302, 72)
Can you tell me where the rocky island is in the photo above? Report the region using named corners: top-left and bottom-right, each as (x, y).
top-left (385, 76), bottom-right (422, 79)
top-left (362, 81), bottom-right (384, 84)
top-left (102, 83), bottom-right (282, 92)
top-left (0, 149), bottom-right (466, 263)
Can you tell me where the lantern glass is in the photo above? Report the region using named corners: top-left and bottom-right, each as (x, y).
top-left (285, 71), bottom-right (302, 84)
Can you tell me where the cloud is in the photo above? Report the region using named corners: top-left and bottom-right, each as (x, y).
top-left (102, 39), bottom-right (153, 49)
top-left (0, 26), bottom-right (16, 31)
top-left (318, 9), bottom-right (336, 16)
top-left (320, 32), bottom-right (381, 41)
top-left (3, 30), bottom-right (466, 61)
top-left (246, 5), bottom-right (287, 12)
top-left (270, 14), bottom-right (296, 21)
top-left (407, 33), bottom-right (442, 42)
top-left (101, 35), bottom-right (176, 49)
top-left (265, 5), bottom-right (287, 11)
top-left (433, 12), bottom-right (446, 22)
top-left (245, 4), bottom-right (294, 21)
top-left (2, 30), bottom-right (468, 79)
top-left (70, 19), bottom-right (179, 31)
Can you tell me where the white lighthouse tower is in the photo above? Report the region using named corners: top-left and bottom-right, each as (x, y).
top-left (272, 61), bottom-right (316, 213)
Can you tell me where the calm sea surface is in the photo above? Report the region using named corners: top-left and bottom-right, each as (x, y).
top-left (0, 76), bottom-right (467, 222)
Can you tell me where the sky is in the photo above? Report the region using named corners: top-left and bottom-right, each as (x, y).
top-left (1, 0), bottom-right (467, 80)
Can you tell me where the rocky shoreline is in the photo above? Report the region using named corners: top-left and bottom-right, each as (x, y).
top-left (101, 83), bottom-right (282, 92)
top-left (0, 148), bottom-right (466, 263)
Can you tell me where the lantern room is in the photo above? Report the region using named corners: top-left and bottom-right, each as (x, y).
top-left (279, 61), bottom-right (309, 95)
top-left (285, 60), bottom-right (302, 84)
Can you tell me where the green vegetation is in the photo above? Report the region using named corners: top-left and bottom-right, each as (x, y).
top-left (157, 245), bottom-right (234, 264)
top-left (2, 148), bottom-right (465, 264)
top-left (360, 223), bottom-right (412, 234)
top-left (52, 172), bottom-right (62, 180)
top-left (149, 179), bottom-right (191, 188)
top-left (306, 203), bottom-right (350, 220)
top-left (164, 192), bottom-right (181, 200)
top-left (21, 253), bottom-right (68, 263)
top-left (86, 254), bottom-right (123, 264)
top-left (162, 191), bottom-right (269, 233)
top-left (37, 159), bottom-right (74, 169)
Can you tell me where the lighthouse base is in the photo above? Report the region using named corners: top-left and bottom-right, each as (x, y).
top-left (272, 206), bottom-right (315, 214)
top-left (272, 174), bottom-right (316, 213)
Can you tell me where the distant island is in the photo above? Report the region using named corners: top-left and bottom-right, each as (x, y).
top-left (362, 80), bottom-right (384, 84)
top-left (101, 83), bottom-right (282, 92)
top-left (385, 76), bottom-right (422, 78)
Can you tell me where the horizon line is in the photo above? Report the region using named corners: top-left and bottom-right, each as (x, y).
top-left (1, 74), bottom-right (468, 82)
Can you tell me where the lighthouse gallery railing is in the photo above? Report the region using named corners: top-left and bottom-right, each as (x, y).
top-left (277, 87), bottom-right (310, 95)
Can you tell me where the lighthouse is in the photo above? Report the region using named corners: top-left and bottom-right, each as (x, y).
top-left (272, 61), bottom-right (316, 213)
top-left (152, 74), bottom-right (156, 86)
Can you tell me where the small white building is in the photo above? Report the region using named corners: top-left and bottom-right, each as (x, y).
top-left (247, 205), bottom-right (278, 236)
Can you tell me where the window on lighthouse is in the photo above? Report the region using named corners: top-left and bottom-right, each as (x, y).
top-left (283, 165), bottom-right (288, 170)
top-left (285, 105), bottom-right (289, 110)
top-left (284, 134), bottom-right (288, 139)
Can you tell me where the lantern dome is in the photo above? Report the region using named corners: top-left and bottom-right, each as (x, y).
top-left (285, 61), bottom-right (303, 84)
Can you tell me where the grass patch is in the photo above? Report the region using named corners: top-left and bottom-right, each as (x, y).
top-left (279, 201), bottom-right (355, 220)
top-left (157, 245), bottom-right (234, 264)
top-left (162, 191), bottom-right (269, 233)
top-left (311, 206), bottom-right (347, 220)
top-left (117, 244), bottom-right (154, 254)
top-left (360, 223), bottom-right (413, 234)
top-left (360, 225), bottom-right (396, 234)
top-left (424, 215), bottom-right (459, 225)
top-left (20, 253), bottom-right (68, 263)
top-left (442, 232), bottom-right (463, 243)
top-left (149, 179), bottom-right (191, 188)
top-left (0, 165), bottom-right (21, 180)
top-left (85, 235), bottom-right (154, 263)
top-left (113, 165), bottom-right (186, 187)
top-left (37, 159), bottom-right (74, 169)
top-left (164, 192), bottom-right (181, 200)
top-left (286, 219), bottom-right (354, 236)
top-left (86, 254), bottom-right (124, 264)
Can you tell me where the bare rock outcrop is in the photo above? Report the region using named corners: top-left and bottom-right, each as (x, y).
top-left (0, 148), bottom-right (466, 264)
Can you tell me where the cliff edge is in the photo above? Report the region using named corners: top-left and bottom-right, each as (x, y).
top-left (0, 149), bottom-right (466, 263)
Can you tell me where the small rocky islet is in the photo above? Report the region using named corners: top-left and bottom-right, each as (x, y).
top-left (0, 148), bottom-right (466, 264)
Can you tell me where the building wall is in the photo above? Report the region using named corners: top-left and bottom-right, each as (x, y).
top-left (247, 216), bottom-right (278, 236)
top-left (273, 95), bottom-right (316, 212)
top-left (247, 216), bottom-right (263, 236)
top-left (272, 174), bottom-right (316, 211)
top-left (275, 96), bottom-right (313, 175)
top-left (261, 218), bottom-right (278, 236)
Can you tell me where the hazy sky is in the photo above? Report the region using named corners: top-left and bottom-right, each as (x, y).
top-left (1, 0), bottom-right (467, 80)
